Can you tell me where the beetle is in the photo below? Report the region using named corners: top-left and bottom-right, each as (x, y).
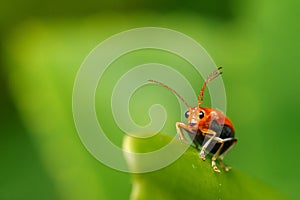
top-left (149, 67), bottom-right (237, 173)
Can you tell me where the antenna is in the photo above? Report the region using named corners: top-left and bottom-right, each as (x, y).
top-left (198, 67), bottom-right (223, 106)
top-left (148, 80), bottom-right (190, 108)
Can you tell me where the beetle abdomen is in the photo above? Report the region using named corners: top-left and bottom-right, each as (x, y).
top-left (193, 120), bottom-right (235, 154)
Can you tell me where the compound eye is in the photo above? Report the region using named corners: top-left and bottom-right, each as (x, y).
top-left (199, 111), bottom-right (204, 119)
top-left (184, 111), bottom-right (190, 118)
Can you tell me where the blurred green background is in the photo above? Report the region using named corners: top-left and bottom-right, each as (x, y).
top-left (0, 0), bottom-right (299, 199)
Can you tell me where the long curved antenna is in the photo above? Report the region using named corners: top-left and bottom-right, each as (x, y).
top-left (198, 67), bottom-right (223, 106)
top-left (148, 80), bottom-right (190, 108)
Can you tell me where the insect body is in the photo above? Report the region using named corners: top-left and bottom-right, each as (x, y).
top-left (149, 67), bottom-right (237, 173)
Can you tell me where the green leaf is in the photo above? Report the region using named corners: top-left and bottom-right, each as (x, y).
top-left (123, 134), bottom-right (288, 200)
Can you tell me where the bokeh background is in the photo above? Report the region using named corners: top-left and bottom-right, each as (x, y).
top-left (1, 0), bottom-right (299, 199)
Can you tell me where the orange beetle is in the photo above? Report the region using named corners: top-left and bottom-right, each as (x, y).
top-left (149, 67), bottom-right (237, 173)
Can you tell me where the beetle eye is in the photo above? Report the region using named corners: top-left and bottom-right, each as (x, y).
top-left (199, 111), bottom-right (204, 119)
top-left (184, 111), bottom-right (190, 118)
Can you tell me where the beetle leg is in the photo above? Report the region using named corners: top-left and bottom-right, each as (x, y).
top-left (219, 138), bottom-right (237, 171)
top-left (211, 137), bottom-right (225, 173)
top-left (176, 122), bottom-right (187, 142)
top-left (176, 122), bottom-right (196, 143)
top-left (199, 111), bottom-right (221, 160)
top-left (199, 129), bottom-right (216, 161)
